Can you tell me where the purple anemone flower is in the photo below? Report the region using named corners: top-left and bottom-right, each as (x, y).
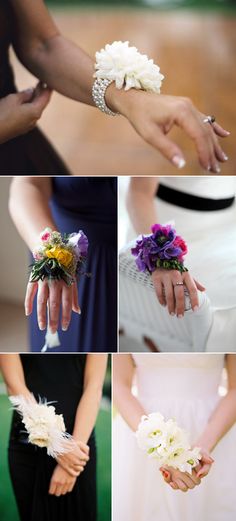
top-left (68, 231), bottom-right (89, 258)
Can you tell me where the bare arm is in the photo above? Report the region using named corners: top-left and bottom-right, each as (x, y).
top-left (0, 354), bottom-right (31, 398)
top-left (126, 177), bottom-right (160, 235)
top-left (9, 177), bottom-right (54, 251)
top-left (113, 354), bottom-right (146, 431)
top-left (194, 354), bottom-right (236, 454)
top-left (72, 354), bottom-right (108, 443)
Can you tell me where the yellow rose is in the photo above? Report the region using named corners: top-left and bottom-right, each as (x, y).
top-left (45, 247), bottom-right (73, 268)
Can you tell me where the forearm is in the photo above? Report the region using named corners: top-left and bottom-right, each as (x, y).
top-left (127, 191), bottom-right (158, 235)
top-left (114, 383), bottom-right (146, 432)
top-left (9, 177), bottom-right (55, 251)
top-left (23, 35), bottom-right (95, 105)
top-left (0, 354), bottom-right (31, 397)
top-left (72, 384), bottom-right (103, 444)
top-left (126, 178), bottom-right (159, 235)
top-left (194, 390), bottom-right (236, 452)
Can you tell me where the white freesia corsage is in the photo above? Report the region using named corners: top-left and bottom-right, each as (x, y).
top-left (10, 395), bottom-right (76, 458)
top-left (136, 412), bottom-right (201, 474)
top-left (94, 41), bottom-right (164, 93)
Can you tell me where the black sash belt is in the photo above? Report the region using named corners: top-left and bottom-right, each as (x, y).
top-left (157, 184), bottom-right (235, 212)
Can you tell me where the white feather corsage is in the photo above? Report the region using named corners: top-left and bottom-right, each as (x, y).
top-left (136, 412), bottom-right (201, 474)
top-left (10, 395), bottom-right (76, 458)
top-left (94, 41), bottom-right (164, 93)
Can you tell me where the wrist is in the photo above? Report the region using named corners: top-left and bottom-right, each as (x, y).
top-left (105, 82), bottom-right (138, 118)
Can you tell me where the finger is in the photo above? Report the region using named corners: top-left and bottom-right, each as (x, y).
top-left (61, 285), bottom-right (72, 331)
top-left (197, 463), bottom-right (212, 478)
top-left (194, 279), bottom-right (206, 292)
top-left (17, 87), bottom-right (35, 104)
top-left (183, 273), bottom-right (199, 312)
top-left (55, 485), bottom-right (64, 497)
top-left (72, 283), bottom-right (81, 314)
top-left (49, 281), bottom-right (61, 333)
top-left (175, 479), bottom-right (189, 492)
top-left (31, 83), bottom-right (52, 114)
top-left (170, 481), bottom-right (179, 490)
top-left (172, 274), bottom-right (185, 317)
top-left (163, 277), bottom-right (176, 315)
top-left (213, 137), bottom-right (228, 163)
top-left (37, 282), bottom-right (49, 330)
top-left (153, 276), bottom-right (166, 306)
top-left (25, 281), bottom-right (38, 316)
top-left (161, 470), bottom-right (171, 483)
top-left (145, 126), bottom-right (186, 169)
top-left (49, 480), bottom-right (57, 495)
top-left (77, 441), bottom-right (90, 456)
top-left (185, 470), bottom-right (201, 486)
top-left (212, 121), bottom-right (230, 138)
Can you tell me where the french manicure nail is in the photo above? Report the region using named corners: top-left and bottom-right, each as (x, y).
top-left (215, 165), bottom-right (221, 174)
top-left (222, 153), bottom-right (228, 161)
top-left (177, 314), bottom-right (184, 319)
top-left (25, 309), bottom-right (30, 316)
top-left (172, 155), bottom-right (186, 169)
top-left (39, 323), bottom-right (45, 331)
top-left (225, 131), bottom-right (230, 136)
top-left (170, 312), bottom-right (175, 316)
top-left (62, 325), bottom-right (68, 332)
top-left (193, 306), bottom-right (199, 312)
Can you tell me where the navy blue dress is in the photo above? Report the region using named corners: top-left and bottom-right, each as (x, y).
top-left (29, 178), bottom-right (117, 352)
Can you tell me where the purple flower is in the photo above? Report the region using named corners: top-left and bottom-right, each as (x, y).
top-left (68, 231), bottom-right (89, 258)
top-left (131, 224), bottom-right (186, 273)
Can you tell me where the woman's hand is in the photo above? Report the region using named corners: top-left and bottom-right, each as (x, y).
top-left (160, 450), bottom-right (214, 491)
top-left (0, 82), bottom-right (51, 144)
top-left (56, 440), bottom-right (90, 478)
top-left (160, 466), bottom-right (201, 492)
top-left (107, 88), bottom-right (229, 173)
top-left (25, 278), bottom-right (80, 333)
top-left (48, 464), bottom-right (77, 496)
top-left (152, 268), bottom-right (205, 318)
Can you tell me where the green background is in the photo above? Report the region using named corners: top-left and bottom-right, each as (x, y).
top-left (46, 0), bottom-right (236, 12)
top-left (0, 372), bottom-right (111, 521)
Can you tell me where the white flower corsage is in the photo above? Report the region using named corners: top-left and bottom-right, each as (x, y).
top-left (10, 395), bottom-right (76, 458)
top-left (136, 412), bottom-right (201, 474)
top-left (94, 41), bottom-right (164, 93)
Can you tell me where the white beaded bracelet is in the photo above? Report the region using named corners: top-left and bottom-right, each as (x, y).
top-left (92, 41), bottom-right (164, 116)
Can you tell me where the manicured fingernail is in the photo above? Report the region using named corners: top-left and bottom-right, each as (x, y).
top-left (207, 165), bottom-right (211, 171)
top-left (24, 87), bottom-right (34, 94)
top-left (170, 312), bottom-right (175, 316)
top-left (215, 165), bottom-right (221, 174)
top-left (163, 471), bottom-right (169, 479)
top-left (25, 309), bottom-right (30, 316)
top-left (39, 322), bottom-right (46, 330)
top-left (222, 153), bottom-right (228, 161)
top-left (193, 305), bottom-right (199, 312)
top-left (172, 156), bottom-right (186, 169)
top-left (178, 314), bottom-right (184, 319)
top-left (225, 131), bottom-right (230, 135)
top-left (62, 325), bottom-right (68, 332)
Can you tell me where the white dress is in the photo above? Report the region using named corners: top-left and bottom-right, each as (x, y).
top-left (113, 354), bottom-right (236, 521)
top-left (125, 177), bottom-right (236, 351)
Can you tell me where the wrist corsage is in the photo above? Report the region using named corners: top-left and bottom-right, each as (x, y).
top-left (30, 228), bottom-right (89, 286)
top-left (131, 224), bottom-right (188, 274)
top-left (136, 413), bottom-right (201, 474)
top-left (10, 395), bottom-right (75, 458)
top-left (92, 40), bottom-right (164, 116)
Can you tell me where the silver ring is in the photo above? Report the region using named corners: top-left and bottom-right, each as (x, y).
top-left (203, 115), bottom-right (216, 125)
top-left (174, 282), bottom-right (184, 287)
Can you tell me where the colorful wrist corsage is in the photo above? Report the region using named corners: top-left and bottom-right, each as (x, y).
top-left (131, 224), bottom-right (188, 274)
top-left (10, 395), bottom-right (75, 458)
top-left (30, 228), bottom-right (89, 286)
top-left (136, 413), bottom-right (201, 474)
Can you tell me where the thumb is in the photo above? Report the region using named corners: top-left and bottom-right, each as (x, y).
top-left (31, 82), bottom-right (52, 113)
top-left (147, 127), bottom-right (186, 169)
top-left (194, 279), bottom-right (206, 292)
top-left (17, 87), bottom-right (35, 104)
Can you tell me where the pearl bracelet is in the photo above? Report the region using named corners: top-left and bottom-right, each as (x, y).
top-left (92, 78), bottom-right (118, 117)
top-left (92, 40), bottom-right (164, 116)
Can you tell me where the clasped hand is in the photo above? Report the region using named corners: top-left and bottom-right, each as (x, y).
top-left (160, 451), bottom-right (214, 492)
top-left (49, 440), bottom-right (90, 497)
